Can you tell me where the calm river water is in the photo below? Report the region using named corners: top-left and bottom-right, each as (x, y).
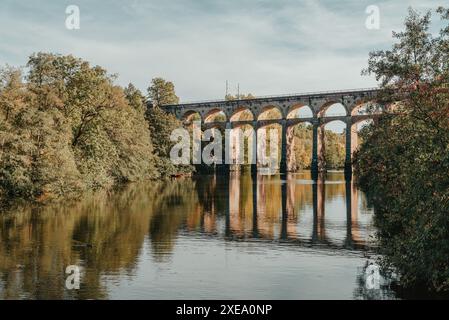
top-left (0, 172), bottom-right (397, 300)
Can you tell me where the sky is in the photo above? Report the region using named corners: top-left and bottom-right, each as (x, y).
top-left (0, 0), bottom-right (446, 103)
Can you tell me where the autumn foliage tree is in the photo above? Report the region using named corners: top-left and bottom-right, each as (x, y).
top-left (354, 8), bottom-right (449, 292)
top-left (147, 77), bottom-right (179, 107)
top-left (145, 77), bottom-right (192, 176)
top-left (0, 53), bottom-right (185, 202)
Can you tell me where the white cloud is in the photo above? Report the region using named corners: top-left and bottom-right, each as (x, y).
top-left (0, 0), bottom-right (446, 103)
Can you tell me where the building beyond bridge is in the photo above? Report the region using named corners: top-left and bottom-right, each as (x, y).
top-left (160, 87), bottom-right (385, 179)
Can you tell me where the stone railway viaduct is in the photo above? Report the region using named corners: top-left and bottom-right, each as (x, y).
top-left (161, 88), bottom-right (384, 179)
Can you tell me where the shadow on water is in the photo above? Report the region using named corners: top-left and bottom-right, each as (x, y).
top-left (0, 171), bottom-right (409, 299)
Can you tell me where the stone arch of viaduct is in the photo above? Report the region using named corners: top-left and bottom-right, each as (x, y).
top-left (161, 88), bottom-right (384, 179)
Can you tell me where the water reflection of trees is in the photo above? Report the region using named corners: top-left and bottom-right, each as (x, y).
top-left (0, 172), bottom-right (374, 299)
top-left (0, 181), bottom-right (200, 299)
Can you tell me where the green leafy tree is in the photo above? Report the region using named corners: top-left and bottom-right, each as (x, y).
top-left (145, 106), bottom-right (193, 177)
top-left (124, 83), bottom-right (147, 114)
top-left (324, 130), bottom-right (345, 169)
top-left (225, 93), bottom-right (255, 101)
top-left (290, 124), bottom-right (313, 170)
top-left (147, 77), bottom-right (179, 107)
top-left (0, 66), bottom-right (83, 200)
top-left (354, 8), bottom-right (449, 292)
top-left (0, 53), bottom-right (163, 202)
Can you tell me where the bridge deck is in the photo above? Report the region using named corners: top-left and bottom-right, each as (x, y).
top-left (163, 87), bottom-right (380, 108)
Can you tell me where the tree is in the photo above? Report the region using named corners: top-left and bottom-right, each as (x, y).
top-left (0, 66), bottom-right (25, 121)
top-left (147, 77), bottom-right (179, 107)
top-left (124, 83), bottom-right (146, 114)
top-left (290, 124), bottom-right (313, 170)
top-left (0, 65), bottom-right (83, 200)
top-left (324, 130), bottom-right (345, 169)
top-left (354, 7), bottom-right (449, 292)
top-left (145, 107), bottom-right (193, 177)
top-left (0, 53), bottom-right (165, 202)
top-left (225, 93), bottom-right (255, 101)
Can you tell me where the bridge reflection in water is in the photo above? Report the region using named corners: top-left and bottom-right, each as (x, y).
top-left (196, 172), bottom-right (373, 250)
top-left (0, 171), bottom-right (377, 299)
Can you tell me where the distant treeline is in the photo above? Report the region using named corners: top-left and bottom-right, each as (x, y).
top-left (293, 124), bottom-right (346, 170)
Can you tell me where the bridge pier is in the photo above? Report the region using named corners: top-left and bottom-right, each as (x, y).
top-left (312, 120), bottom-right (325, 180)
top-left (251, 121), bottom-right (258, 178)
top-left (279, 119), bottom-right (288, 175)
top-left (217, 122), bottom-right (230, 175)
top-left (344, 119), bottom-right (360, 180)
top-left (344, 119), bottom-right (353, 180)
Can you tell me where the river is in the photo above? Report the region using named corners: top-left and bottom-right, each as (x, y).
top-left (0, 171), bottom-right (397, 300)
